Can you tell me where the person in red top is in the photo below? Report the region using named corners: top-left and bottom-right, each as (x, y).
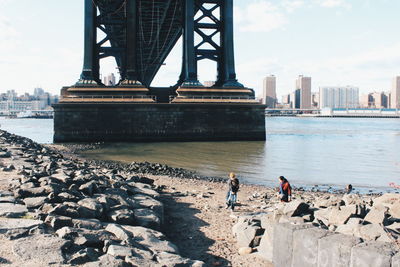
top-left (279, 176), bottom-right (292, 202)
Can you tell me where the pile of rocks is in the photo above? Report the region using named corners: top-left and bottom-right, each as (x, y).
top-left (0, 130), bottom-right (203, 266)
top-left (231, 192), bottom-right (400, 262)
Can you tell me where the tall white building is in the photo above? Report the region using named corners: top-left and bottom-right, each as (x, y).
top-left (319, 86), bottom-right (359, 108)
top-left (103, 73), bottom-right (116, 86)
top-left (391, 76), bottom-right (400, 109)
top-left (295, 75), bottom-right (312, 109)
top-left (263, 75), bottom-right (277, 107)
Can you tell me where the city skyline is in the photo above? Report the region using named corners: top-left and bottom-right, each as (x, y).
top-left (1, 1), bottom-right (400, 97)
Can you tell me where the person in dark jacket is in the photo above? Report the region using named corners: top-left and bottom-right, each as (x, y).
top-left (226, 172), bottom-right (240, 211)
top-left (279, 176), bottom-right (292, 202)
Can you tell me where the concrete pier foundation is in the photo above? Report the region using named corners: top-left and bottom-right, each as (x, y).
top-left (53, 103), bottom-right (266, 142)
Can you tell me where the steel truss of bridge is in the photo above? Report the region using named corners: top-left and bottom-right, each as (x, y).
top-left (54, 0), bottom-right (266, 143)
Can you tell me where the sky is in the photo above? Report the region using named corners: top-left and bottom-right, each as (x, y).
top-left (1, 0), bottom-right (400, 99)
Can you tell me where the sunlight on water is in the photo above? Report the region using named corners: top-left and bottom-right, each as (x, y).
top-left (1, 117), bottom-right (400, 191)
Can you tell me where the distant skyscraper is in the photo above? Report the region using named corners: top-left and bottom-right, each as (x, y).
top-left (204, 81), bottom-right (216, 87)
top-left (319, 86), bottom-right (359, 108)
top-left (263, 75), bottom-right (277, 107)
top-left (370, 92), bottom-right (388, 108)
top-left (34, 88), bottom-right (45, 97)
top-left (103, 73), bottom-right (116, 86)
top-left (295, 75), bottom-right (311, 109)
top-left (391, 76), bottom-right (400, 109)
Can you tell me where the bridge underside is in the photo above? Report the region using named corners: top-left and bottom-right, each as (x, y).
top-left (54, 0), bottom-right (266, 142)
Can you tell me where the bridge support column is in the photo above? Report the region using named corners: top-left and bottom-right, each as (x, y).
top-left (218, 0), bottom-right (243, 88)
top-left (181, 0), bottom-right (202, 87)
top-left (121, 0), bottom-right (143, 87)
top-left (77, 0), bottom-right (98, 86)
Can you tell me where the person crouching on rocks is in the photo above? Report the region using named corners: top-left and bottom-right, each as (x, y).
top-left (279, 176), bottom-right (292, 202)
top-left (226, 172), bottom-right (240, 211)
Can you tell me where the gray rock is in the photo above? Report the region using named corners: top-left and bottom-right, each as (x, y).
top-left (364, 205), bottom-right (389, 225)
top-left (72, 218), bottom-right (104, 230)
top-left (0, 203), bottom-right (28, 218)
top-left (390, 202), bottom-right (400, 219)
top-left (69, 248), bottom-right (99, 265)
top-left (56, 227), bottom-right (78, 239)
top-left (292, 227), bottom-right (332, 266)
top-left (318, 233), bottom-right (362, 267)
top-left (238, 247), bottom-right (253, 255)
top-left (49, 203), bottom-right (80, 218)
top-left (23, 196), bottom-right (47, 209)
top-left (0, 218), bottom-right (43, 236)
top-left (45, 215), bottom-right (73, 230)
top-left (79, 181), bottom-right (98, 196)
top-left (328, 205), bottom-right (358, 225)
top-left (78, 198), bottom-right (104, 219)
top-left (0, 151), bottom-right (11, 158)
top-left (0, 196), bottom-right (16, 203)
top-left (283, 200), bottom-right (310, 217)
top-left (393, 253), bottom-right (400, 267)
top-left (134, 208), bottom-right (161, 230)
top-left (359, 224), bottom-right (392, 242)
top-left (373, 194), bottom-right (400, 208)
top-left (105, 223), bottom-right (131, 241)
top-left (108, 209), bottom-right (135, 225)
top-left (107, 244), bottom-right (134, 257)
top-left (121, 225), bottom-right (179, 254)
top-left (350, 241), bottom-right (397, 267)
top-left (83, 254), bottom-right (129, 267)
top-left (155, 251), bottom-right (203, 267)
top-left (232, 220), bottom-right (261, 247)
top-left (12, 234), bottom-right (69, 266)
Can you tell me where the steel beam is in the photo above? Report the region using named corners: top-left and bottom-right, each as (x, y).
top-left (79, 0), bottom-right (98, 85)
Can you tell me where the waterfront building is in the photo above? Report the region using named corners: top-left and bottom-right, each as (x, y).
top-left (312, 92), bottom-right (319, 108)
top-left (263, 75), bottom-right (277, 108)
top-left (282, 94), bottom-right (290, 105)
top-left (203, 81), bottom-right (216, 87)
top-left (360, 94), bottom-right (372, 108)
top-left (391, 76), bottom-right (400, 109)
top-left (319, 86), bottom-right (359, 109)
top-left (0, 89), bottom-right (58, 114)
top-left (34, 88), bottom-right (45, 97)
top-left (370, 92), bottom-right (388, 108)
top-left (103, 73), bottom-right (116, 86)
top-left (295, 75), bottom-right (312, 109)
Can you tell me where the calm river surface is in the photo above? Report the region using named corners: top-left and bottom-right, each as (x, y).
top-left (1, 117), bottom-right (399, 192)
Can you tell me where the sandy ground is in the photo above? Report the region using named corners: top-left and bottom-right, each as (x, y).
top-left (148, 174), bottom-right (273, 267)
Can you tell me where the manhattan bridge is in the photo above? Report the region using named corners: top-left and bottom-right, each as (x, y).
top-left (54, 0), bottom-right (266, 142)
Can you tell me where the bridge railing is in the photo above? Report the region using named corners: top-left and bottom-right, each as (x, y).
top-left (169, 95), bottom-right (262, 103)
top-left (60, 95), bottom-right (157, 102)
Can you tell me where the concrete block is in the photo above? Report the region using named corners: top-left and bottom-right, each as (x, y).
top-left (258, 221), bottom-right (275, 262)
top-left (292, 227), bottom-right (331, 267)
top-left (392, 253), bottom-right (400, 267)
top-left (272, 223), bottom-right (314, 267)
top-left (318, 233), bottom-right (362, 267)
top-left (350, 241), bottom-right (396, 267)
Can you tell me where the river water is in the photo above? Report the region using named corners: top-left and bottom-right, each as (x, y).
top-left (1, 117), bottom-right (399, 192)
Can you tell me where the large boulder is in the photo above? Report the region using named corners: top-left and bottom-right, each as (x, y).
top-left (283, 200), bottom-right (310, 217)
top-left (12, 235), bottom-right (70, 266)
top-left (364, 205), bottom-right (389, 225)
top-left (373, 194), bottom-right (400, 207)
top-left (350, 241), bottom-right (397, 267)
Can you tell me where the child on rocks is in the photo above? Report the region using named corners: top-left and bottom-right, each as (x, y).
top-left (226, 172), bottom-right (240, 211)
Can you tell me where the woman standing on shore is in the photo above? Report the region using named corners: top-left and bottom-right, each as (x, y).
top-left (226, 172), bottom-right (240, 211)
top-left (279, 176), bottom-right (292, 202)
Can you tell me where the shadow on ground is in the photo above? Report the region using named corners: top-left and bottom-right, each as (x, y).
top-left (161, 191), bottom-right (230, 266)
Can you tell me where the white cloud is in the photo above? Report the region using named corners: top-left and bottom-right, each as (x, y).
top-left (315, 0), bottom-right (351, 9)
top-left (235, 1), bottom-right (288, 32)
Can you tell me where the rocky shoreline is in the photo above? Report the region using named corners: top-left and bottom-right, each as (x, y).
top-left (0, 130), bottom-right (204, 266)
top-left (1, 129), bottom-right (399, 266)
